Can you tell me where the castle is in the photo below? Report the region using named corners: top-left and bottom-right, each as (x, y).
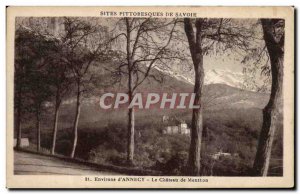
top-left (162, 116), bottom-right (190, 135)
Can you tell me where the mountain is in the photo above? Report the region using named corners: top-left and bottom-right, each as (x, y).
top-left (150, 66), bottom-right (269, 109)
top-left (149, 67), bottom-right (270, 112)
top-left (62, 65), bottom-right (269, 112)
top-left (154, 66), bottom-right (246, 89)
top-left (205, 69), bottom-right (245, 89)
top-left (53, 65), bottom-right (269, 129)
top-left (202, 83), bottom-right (269, 110)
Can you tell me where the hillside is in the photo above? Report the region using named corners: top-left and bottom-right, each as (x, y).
top-left (60, 64), bottom-right (270, 117)
top-left (19, 62), bottom-right (272, 135)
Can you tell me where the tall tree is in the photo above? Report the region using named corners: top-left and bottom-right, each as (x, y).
top-left (111, 18), bottom-right (178, 165)
top-left (15, 26), bottom-right (56, 150)
top-left (183, 18), bottom-right (258, 175)
top-left (61, 17), bottom-right (107, 158)
top-left (48, 53), bottom-right (71, 155)
top-left (27, 69), bottom-right (52, 151)
top-left (14, 27), bottom-right (28, 149)
top-left (42, 19), bottom-right (73, 155)
top-left (253, 19), bottom-right (284, 176)
top-left (26, 30), bottom-right (58, 152)
top-left (184, 18), bottom-right (205, 176)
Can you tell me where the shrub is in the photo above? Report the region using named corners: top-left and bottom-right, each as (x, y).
top-left (89, 145), bottom-right (126, 166)
top-left (161, 151), bottom-right (189, 175)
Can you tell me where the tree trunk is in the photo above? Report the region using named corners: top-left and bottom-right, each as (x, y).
top-left (126, 66), bottom-right (135, 165)
top-left (184, 18), bottom-right (205, 176)
top-left (127, 95), bottom-right (135, 165)
top-left (253, 19), bottom-right (284, 176)
top-left (70, 82), bottom-right (81, 158)
top-left (125, 18), bottom-right (135, 165)
top-left (51, 104), bottom-right (60, 155)
top-left (36, 110), bottom-right (41, 152)
top-left (51, 88), bottom-right (61, 155)
top-left (15, 81), bottom-right (22, 150)
top-left (189, 65), bottom-right (204, 176)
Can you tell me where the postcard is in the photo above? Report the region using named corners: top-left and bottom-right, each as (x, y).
top-left (6, 6), bottom-right (294, 188)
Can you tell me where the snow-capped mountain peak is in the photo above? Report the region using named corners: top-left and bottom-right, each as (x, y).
top-left (154, 66), bottom-right (245, 89)
top-left (205, 69), bottom-right (244, 88)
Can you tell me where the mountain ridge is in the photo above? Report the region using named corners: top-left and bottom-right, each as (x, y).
top-left (154, 66), bottom-right (247, 90)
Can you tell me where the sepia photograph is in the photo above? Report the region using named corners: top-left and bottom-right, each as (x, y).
top-left (6, 6), bottom-right (294, 188)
